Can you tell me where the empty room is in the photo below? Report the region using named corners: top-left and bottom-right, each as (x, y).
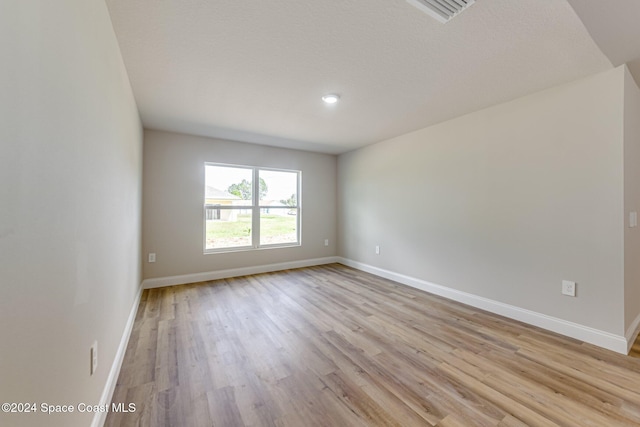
top-left (3, 0), bottom-right (640, 426)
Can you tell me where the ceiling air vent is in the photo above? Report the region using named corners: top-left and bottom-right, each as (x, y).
top-left (406, 0), bottom-right (475, 23)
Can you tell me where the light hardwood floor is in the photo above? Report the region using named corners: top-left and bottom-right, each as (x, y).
top-left (631, 337), bottom-right (640, 358)
top-left (106, 264), bottom-right (640, 426)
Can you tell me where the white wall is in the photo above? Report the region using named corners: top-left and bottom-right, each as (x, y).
top-left (338, 67), bottom-right (627, 336)
top-left (624, 66), bottom-right (640, 339)
top-left (0, 1), bottom-right (143, 426)
top-left (142, 130), bottom-right (337, 281)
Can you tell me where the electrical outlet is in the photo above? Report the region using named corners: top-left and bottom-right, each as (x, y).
top-left (375, 245), bottom-right (380, 255)
top-left (148, 253), bottom-right (156, 263)
top-left (90, 341), bottom-right (98, 375)
top-left (324, 239), bottom-right (329, 246)
top-left (562, 280), bottom-right (576, 297)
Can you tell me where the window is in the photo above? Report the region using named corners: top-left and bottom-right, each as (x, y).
top-left (204, 163), bottom-right (300, 252)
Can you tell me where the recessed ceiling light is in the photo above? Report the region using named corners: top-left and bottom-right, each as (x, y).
top-left (322, 94), bottom-right (340, 104)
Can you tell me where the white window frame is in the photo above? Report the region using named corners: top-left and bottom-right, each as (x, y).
top-left (204, 163), bottom-right (301, 253)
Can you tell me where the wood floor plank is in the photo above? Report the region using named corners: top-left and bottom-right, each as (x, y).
top-left (106, 264), bottom-right (640, 426)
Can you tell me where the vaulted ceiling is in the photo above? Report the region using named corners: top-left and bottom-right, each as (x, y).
top-left (106, 0), bottom-right (640, 154)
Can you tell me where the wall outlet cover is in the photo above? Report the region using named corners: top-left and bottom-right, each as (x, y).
top-left (562, 280), bottom-right (576, 297)
top-left (91, 341), bottom-right (98, 375)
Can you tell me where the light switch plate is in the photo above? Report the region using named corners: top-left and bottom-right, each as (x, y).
top-left (630, 212), bottom-right (638, 228)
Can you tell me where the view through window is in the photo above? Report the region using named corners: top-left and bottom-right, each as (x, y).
top-left (204, 163), bottom-right (300, 251)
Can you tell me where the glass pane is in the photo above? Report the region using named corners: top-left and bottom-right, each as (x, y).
top-left (205, 165), bottom-right (253, 206)
top-left (206, 210), bottom-right (252, 249)
top-left (260, 208), bottom-right (298, 245)
top-left (259, 169), bottom-right (298, 208)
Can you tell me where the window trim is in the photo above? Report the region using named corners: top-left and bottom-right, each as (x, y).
top-left (203, 163), bottom-right (301, 254)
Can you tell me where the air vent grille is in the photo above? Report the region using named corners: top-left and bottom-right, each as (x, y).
top-left (406, 0), bottom-right (476, 23)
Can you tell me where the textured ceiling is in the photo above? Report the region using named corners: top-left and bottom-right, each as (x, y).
top-left (106, 0), bottom-right (622, 154)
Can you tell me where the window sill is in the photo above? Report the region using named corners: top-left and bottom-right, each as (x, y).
top-left (203, 242), bottom-right (301, 255)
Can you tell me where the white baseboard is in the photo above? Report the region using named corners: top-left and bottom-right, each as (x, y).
top-left (92, 285), bottom-right (143, 427)
top-left (626, 312), bottom-right (640, 353)
top-left (142, 256), bottom-right (341, 289)
top-left (337, 257), bottom-right (629, 355)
